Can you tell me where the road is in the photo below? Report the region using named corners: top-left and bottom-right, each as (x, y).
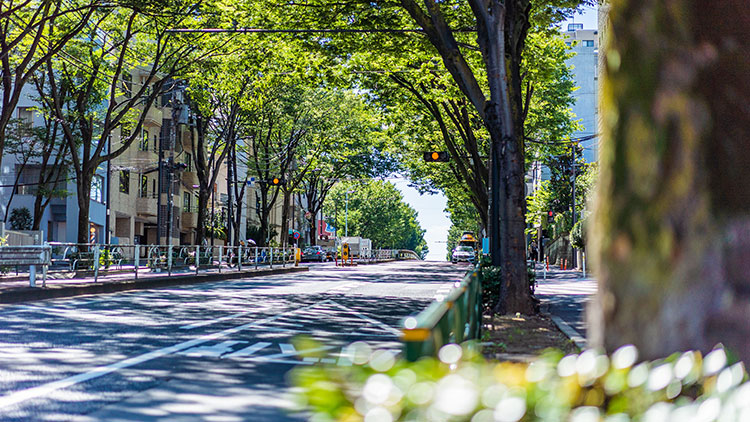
top-left (534, 265), bottom-right (596, 338)
top-left (0, 260), bottom-right (468, 422)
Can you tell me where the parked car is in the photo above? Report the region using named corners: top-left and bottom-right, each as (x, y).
top-left (302, 246), bottom-right (327, 262)
top-left (451, 245), bottom-right (475, 263)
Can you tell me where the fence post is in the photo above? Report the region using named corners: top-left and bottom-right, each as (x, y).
top-left (168, 245), bottom-right (173, 276)
top-left (218, 246), bottom-right (223, 273)
top-left (255, 247), bottom-right (258, 270)
top-left (93, 244), bottom-right (100, 282)
top-left (134, 244), bottom-right (140, 279)
top-left (270, 248), bottom-right (273, 269)
top-left (29, 264), bottom-right (36, 288)
top-left (238, 245), bottom-right (243, 271)
top-left (196, 245), bottom-right (200, 275)
top-left (42, 247), bottom-right (48, 288)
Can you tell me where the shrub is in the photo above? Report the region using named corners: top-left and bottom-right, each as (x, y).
top-left (9, 207), bottom-right (32, 230)
top-left (292, 342), bottom-right (749, 422)
top-left (570, 219), bottom-right (586, 250)
top-left (479, 259), bottom-right (536, 313)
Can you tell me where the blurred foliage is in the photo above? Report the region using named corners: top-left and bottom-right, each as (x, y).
top-left (292, 342), bottom-right (748, 422)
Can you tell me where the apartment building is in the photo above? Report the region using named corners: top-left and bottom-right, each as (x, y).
top-left (0, 72), bottom-right (235, 246)
top-left (0, 86), bottom-right (108, 243)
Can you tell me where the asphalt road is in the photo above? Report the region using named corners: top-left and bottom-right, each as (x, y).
top-left (0, 260), bottom-right (468, 422)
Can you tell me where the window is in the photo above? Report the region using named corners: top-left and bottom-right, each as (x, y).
top-left (17, 107), bottom-right (33, 135)
top-left (122, 73), bottom-right (132, 99)
top-left (184, 152), bottom-right (192, 172)
top-left (183, 192), bottom-right (191, 212)
top-left (139, 175), bottom-right (148, 197)
top-left (121, 126), bottom-right (131, 140)
top-left (151, 179), bottom-right (156, 198)
top-left (119, 170), bottom-right (130, 194)
top-left (153, 134), bottom-right (158, 153)
top-left (140, 129), bottom-right (149, 151)
top-left (568, 23), bottom-right (583, 31)
top-left (91, 175), bottom-right (104, 202)
top-left (583, 40), bottom-right (595, 47)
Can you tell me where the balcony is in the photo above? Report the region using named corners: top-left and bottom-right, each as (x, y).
top-left (181, 170), bottom-right (199, 188)
top-left (144, 105), bottom-right (163, 126)
top-left (182, 210), bottom-right (198, 230)
top-left (136, 195), bottom-right (158, 216)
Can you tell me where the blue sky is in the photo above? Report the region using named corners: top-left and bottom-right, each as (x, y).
top-left (392, 5), bottom-right (598, 262)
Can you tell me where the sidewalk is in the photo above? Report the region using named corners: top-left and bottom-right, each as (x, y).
top-left (0, 264), bottom-right (308, 305)
top-left (534, 263), bottom-right (596, 349)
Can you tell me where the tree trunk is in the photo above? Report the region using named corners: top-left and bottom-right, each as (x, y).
top-left (32, 194), bottom-right (44, 231)
top-left (76, 172), bottom-right (94, 245)
top-left (196, 187), bottom-right (210, 246)
top-left (589, 0), bottom-right (750, 362)
top-left (280, 189), bottom-right (291, 249)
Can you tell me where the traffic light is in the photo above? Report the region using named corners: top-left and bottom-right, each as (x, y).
top-left (547, 211), bottom-right (555, 224)
top-left (423, 151), bottom-right (450, 162)
top-left (267, 177), bottom-right (285, 186)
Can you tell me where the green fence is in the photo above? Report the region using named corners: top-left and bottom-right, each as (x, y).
top-left (401, 267), bottom-right (482, 361)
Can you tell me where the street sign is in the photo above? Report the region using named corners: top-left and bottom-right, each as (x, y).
top-left (293, 231), bottom-right (300, 240)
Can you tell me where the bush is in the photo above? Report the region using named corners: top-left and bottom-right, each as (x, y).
top-left (570, 219), bottom-right (586, 249)
top-left (479, 259), bottom-right (536, 313)
top-left (292, 342), bottom-right (749, 422)
top-left (9, 207), bottom-right (32, 230)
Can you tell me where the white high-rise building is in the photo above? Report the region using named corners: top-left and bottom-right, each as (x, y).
top-left (565, 23), bottom-right (600, 163)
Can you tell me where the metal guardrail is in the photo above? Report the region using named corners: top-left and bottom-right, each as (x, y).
top-left (401, 266), bottom-right (482, 361)
top-left (14, 243), bottom-right (298, 284)
top-left (0, 245), bottom-right (51, 287)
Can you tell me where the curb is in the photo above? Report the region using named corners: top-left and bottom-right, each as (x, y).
top-left (0, 266), bottom-right (309, 305)
top-left (547, 313), bottom-right (587, 350)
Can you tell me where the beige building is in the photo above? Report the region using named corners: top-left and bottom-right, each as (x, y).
top-left (108, 72), bottom-right (226, 247)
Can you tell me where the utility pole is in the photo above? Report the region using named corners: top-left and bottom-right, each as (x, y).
top-left (105, 136), bottom-right (112, 245)
top-left (570, 145), bottom-right (578, 268)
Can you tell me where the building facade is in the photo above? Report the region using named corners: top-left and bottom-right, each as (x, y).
top-left (565, 24), bottom-right (600, 163)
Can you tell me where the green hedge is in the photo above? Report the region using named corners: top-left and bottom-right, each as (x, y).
top-left (292, 342), bottom-right (748, 421)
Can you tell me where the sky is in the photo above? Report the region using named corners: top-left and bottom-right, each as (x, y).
top-left (391, 5), bottom-right (598, 262)
top-left (562, 4), bottom-right (598, 30)
top-left (391, 178), bottom-right (450, 261)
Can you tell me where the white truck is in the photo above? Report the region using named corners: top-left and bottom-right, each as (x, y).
top-left (340, 237), bottom-right (372, 259)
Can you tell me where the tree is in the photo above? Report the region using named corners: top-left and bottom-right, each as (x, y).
top-left (590, 0), bottom-right (750, 362)
top-left (325, 181), bottom-right (427, 255)
top-left (297, 90), bottom-right (395, 246)
top-left (187, 59), bottom-right (254, 247)
top-left (37, 2), bottom-right (204, 244)
top-left (0, 0), bottom-right (98, 166)
top-left (2, 75), bottom-right (71, 230)
top-left (9, 207), bottom-right (32, 230)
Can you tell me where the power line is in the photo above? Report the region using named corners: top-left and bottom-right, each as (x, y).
top-left (165, 27), bottom-right (476, 34)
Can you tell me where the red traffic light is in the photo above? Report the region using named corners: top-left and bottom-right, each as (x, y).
top-left (548, 211), bottom-right (554, 216)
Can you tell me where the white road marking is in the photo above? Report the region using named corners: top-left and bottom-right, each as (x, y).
top-left (0, 300), bottom-right (332, 410)
top-left (244, 343), bottom-right (334, 365)
top-left (224, 342), bottom-right (272, 358)
top-left (327, 301), bottom-right (401, 336)
top-left (177, 341), bottom-right (246, 358)
top-left (179, 312), bottom-right (252, 330)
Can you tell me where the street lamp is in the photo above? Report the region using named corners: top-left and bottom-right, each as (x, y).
top-left (345, 189), bottom-right (355, 237)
